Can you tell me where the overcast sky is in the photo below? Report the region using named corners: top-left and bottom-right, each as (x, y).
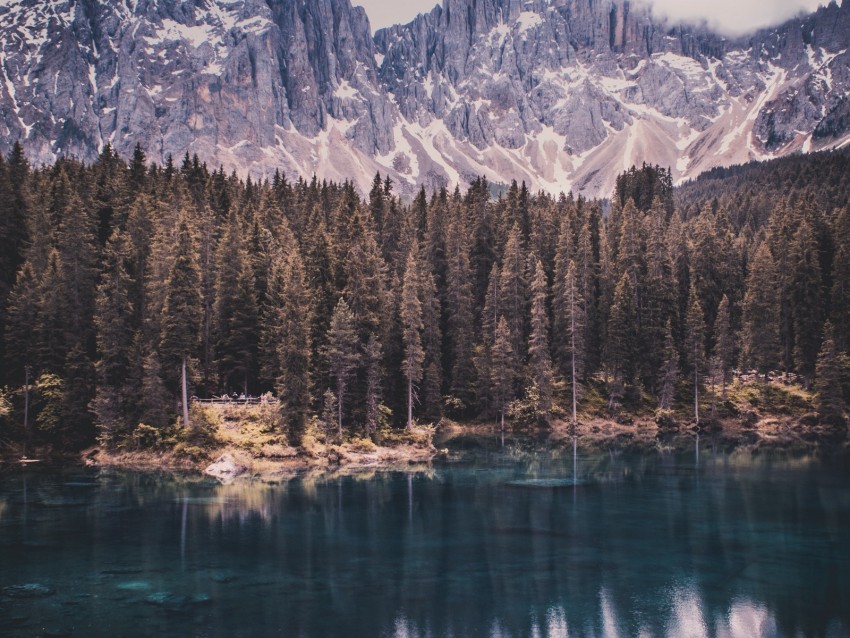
top-left (354, 0), bottom-right (825, 35)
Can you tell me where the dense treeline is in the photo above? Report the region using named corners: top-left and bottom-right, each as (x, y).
top-left (0, 144), bottom-right (847, 451)
top-left (676, 149), bottom-right (850, 229)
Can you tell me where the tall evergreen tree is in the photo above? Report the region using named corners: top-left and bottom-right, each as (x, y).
top-left (37, 250), bottom-right (67, 375)
top-left (563, 260), bottom-right (587, 424)
top-left (713, 295), bottom-right (734, 399)
top-left (325, 298), bottom-right (360, 438)
top-left (685, 286), bottom-right (706, 423)
top-left (742, 243), bottom-right (781, 381)
top-left (491, 317), bottom-right (516, 433)
top-left (159, 215), bottom-right (203, 428)
top-left (92, 231), bottom-right (135, 443)
top-left (658, 320), bottom-right (679, 410)
top-left (274, 251), bottom-right (313, 446)
top-left (789, 219), bottom-right (823, 387)
top-left (607, 273), bottom-right (638, 385)
top-left (445, 218), bottom-right (476, 410)
top-left (499, 225), bottom-right (528, 359)
top-left (418, 251), bottom-right (443, 421)
top-left (214, 213), bottom-right (259, 393)
top-left (527, 258), bottom-right (554, 417)
top-left (552, 209), bottom-right (575, 378)
top-left (4, 261), bottom-right (40, 386)
top-left (364, 333), bottom-right (384, 438)
top-left (830, 205), bottom-right (850, 353)
top-left (400, 246), bottom-right (425, 429)
top-left (814, 321), bottom-right (845, 425)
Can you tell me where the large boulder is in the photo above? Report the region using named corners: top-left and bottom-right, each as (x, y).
top-left (204, 453), bottom-right (248, 484)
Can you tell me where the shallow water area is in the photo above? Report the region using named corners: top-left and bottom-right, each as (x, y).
top-left (1, 435), bottom-right (849, 637)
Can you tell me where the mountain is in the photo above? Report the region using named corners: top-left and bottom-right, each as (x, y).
top-left (0, 0), bottom-right (848, 198)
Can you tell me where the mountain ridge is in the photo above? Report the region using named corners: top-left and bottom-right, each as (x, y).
top-left (0, 0), bottom-right (848, 197)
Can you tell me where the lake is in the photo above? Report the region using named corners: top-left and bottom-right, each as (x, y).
top-left (1, 436), bottom-right (849, 637)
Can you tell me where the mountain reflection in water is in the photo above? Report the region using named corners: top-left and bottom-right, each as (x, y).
top-left (0, 438), bottom-right (847, 638)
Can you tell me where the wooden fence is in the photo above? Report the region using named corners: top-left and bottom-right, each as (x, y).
top-left (191, 397), bottom-right (279, 406)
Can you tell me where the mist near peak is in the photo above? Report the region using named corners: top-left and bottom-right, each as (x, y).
top-left (616, 0), bottom-right (824, 37)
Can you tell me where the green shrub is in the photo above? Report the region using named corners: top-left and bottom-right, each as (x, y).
top-left (132, 423), bottom-right (167, 450)
top-left (654, 409), bottom-right (677, 429)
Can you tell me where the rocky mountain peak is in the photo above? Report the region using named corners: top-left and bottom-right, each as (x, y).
top-left (0, 0), bottom-right (847, 198)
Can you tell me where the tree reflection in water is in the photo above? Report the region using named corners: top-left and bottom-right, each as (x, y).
top-left (0, 439), bottom-right (847, 638)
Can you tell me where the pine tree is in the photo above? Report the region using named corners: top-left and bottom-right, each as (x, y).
top-left (617, 199), bottom-right (645, 291)
top-left (364, 333), bottom-right (384, 438)
top-left (4, 261), bottom-right (40, 385)
top-left (491, 317), bottom-right (516, 433)
top-left (789, 219), bottom-right (823, 387)
top-left (53, 169), bottom-right (98, 348)
top-left (668, 211), bottom-right (690, 352)
top-left (607, 273), bottom-right (638, 385)
top-left (214, 213), bottom-right (259, 394)
top-left (527, 258), bottom-right (554, 417)
top-left (814, 322), bottom-right (845, 425)
top-left (274, 251), bottom-right (313, 446)
top-left (400, 246), bottom-right (425, 429)
top-left (499, 225), bottom-right (527, 359)
top-left (325, 298), bottom-right (359, 438)
top-left (552, 210), bottom-right (575, 378)
top-left (37, 250), bottom-right (67, 375)
top-left (446, 218), bottom-right (476, 410)
top-left (343, 211), bottom-right (388, 341)
top-left (476, 263), bottom-right (501, 413)
top-left (564, 260), bottom-right (587, 424)
top-left (92, 231), bottom-right (135, 443)
top-left (685, 286), bottom-right (706, 423)
top-left (642, 213), bottom-right (675, 388)
top-left (713, 295), bottom-right (734, 399)
top-left (0, 147), bottom-right (30, 387)
top-left (742, 243), bottom-right (781, 381)
top-left (419, 252), bottom-right (443, 421)
top-left (575, 215), bottom-right (599, 373)
top-left (159, 215), bottom-right (202, 428)
top-left (658, 320), bottom-right (679, 410)
top-left (830, 205), bottom-right (850, 353)
top-left (319, 389), bottom-right (338, 438)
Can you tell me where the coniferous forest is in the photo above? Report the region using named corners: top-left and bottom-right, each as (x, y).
top-left (0, 142), bottom-right (848, 454)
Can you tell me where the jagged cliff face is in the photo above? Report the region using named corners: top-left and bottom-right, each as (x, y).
top-left (0, 0), bottom-right (848, 198)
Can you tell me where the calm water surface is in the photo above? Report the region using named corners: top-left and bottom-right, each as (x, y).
top-left (1, 437), bottom-right (849, 637)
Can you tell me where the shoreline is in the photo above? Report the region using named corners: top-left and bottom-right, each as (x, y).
top-left (82, 414), bottom-right (848, 483)
top-left (3, 410), bottom-right (846, 481)
top-left (86, 438), bottom-right (439, 483)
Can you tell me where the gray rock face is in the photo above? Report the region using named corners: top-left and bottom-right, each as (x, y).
top-left (0, 0), bottom-right (393, 171)
top-left (0, 0), bottom-right (848, 198)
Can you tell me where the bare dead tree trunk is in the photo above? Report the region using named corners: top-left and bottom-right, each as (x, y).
top-left (23, 365), bottom-right (30, 458)
top-left (407, 378), bottom-right (413, 430)
top-left (182, 357), bottom-right (190, 429)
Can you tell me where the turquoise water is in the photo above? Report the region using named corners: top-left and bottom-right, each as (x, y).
top-left (1, 438), bottom-right (849, 637)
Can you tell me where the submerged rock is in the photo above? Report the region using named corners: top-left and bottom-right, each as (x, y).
top-left (205, 454), bottom-right (248, 484)
top-left (504, 478), bottom-right (590, 489)
top-left (116, 581), bottom-right (152, 592)
top-left (100, 568), bottom-right (144, 576)
top-left (2, 583), bottom-right (55, 598)
top-left (0, 612), bottom-right (30, 628)
top-left (143, 592), bottom-right (211, 614)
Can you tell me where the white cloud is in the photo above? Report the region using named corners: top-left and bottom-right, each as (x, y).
top-left (641, 0), bottom-right (826, 37)
top-left (354, 0), bottom-right (438, 32)
top-left (356, 0), bottom-right (827, 35)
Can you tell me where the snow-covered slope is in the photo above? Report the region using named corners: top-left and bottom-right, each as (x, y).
top-left (0, 0), bottom-right (848, 198)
